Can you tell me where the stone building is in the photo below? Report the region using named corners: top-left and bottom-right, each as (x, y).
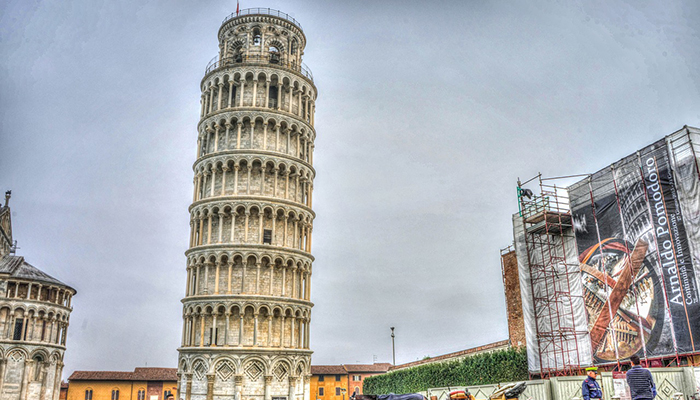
top-left (177, 8), bottom-right (317, 400)
top-left (0, 192), bottom-right (76, 400)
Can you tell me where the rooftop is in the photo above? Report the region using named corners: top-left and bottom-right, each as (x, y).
top-left (69, 367), bottom-right (177, 382)
top-left (310, 363), bottom-right (393, 375)
top-left (0, 254), bottom-right (72, 289)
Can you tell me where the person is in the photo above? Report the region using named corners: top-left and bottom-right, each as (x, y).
top-left (626, 355), bottom-right (656, 400)
top-left (582, 366), bottom-right (603, 400)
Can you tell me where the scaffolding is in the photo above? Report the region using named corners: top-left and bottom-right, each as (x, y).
top-left (512, 127), bottom-right (700, 375)
top-left (516, 174), bottom-right (590, 377)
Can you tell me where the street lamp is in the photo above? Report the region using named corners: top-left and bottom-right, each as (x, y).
top-left (341, 388), bottom-right (347, 400)
top-left (390, 327), bottom-right (395, 365)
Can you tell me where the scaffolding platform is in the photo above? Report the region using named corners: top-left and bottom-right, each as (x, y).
top-left (525, 211), bottom-right (572, 234)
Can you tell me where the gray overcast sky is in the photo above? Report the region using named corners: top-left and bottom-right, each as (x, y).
top-left (1, 0), bottom-right (699, 378)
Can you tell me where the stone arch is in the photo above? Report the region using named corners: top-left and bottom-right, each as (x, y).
top-left (7, 348), bottom-right (27, 362)
top-left (191, 358), bottom-right (209, 380)
top-left (213, 358), bottom-right (237, 384)
top-left (242, 358), bottom-right (267, 386)
top-left (179, 358), bottom-right (189, 373)
top-left (271, 359), bottom-right (290, 382)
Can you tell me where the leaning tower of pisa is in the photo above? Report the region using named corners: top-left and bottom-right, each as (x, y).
top-left (178, 8), bottom-right (317, 400)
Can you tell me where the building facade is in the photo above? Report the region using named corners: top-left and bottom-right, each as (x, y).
top-left (177, 8), bottom-right (317, 400)
top-left (341, 365), bottom-right (391, 397)
top-left (67, 368), bottom-right (177, 400)
top-left (309, 366), bottom-right (345, 400)
top-left (0, 192), bottom-right (76, 400)
top-left (309, 364), bottom-right (391, 400)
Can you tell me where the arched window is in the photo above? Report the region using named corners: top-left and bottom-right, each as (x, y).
top-left (85, 389), bottom-right (93, 400)
top-left (269, 46), bottom-right (280, 64)
top-left (268, 85), bottom-right (279, 108)
top-left (291, 40), bottom-right (298, 55)
top-left (33, 354), bottom-right (44, 380)
top-left (111, 389), bottom-right (120, 400)
top-left (253, 29), bottom-right (261, 46)
top-left (137, 389), bottom-right (146, 400)
top-left (233, 47), bottom-right (243, 63)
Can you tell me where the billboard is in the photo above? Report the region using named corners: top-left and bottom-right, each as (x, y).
top-left (567, 132), bottom-right (700, 363)
top-left (513, 127), bottom-right (700, 373)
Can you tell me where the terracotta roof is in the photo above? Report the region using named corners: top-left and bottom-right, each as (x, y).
top-left (390, 340), bottom-right (510, 371)
top-left (310, 365), bottom-right (347, 375)
top-left (69, 368), bottom-right (177, 382)
top-left (343, 363), bottom-right (392, 373)
top-left (133, 368), bottom-right (178, 381)
top-left (69, 371), bottom-right (134, 381)
top-left (61, 382), bottom-right (69, 389)
top-left (0, 255), bottom-right (73, 290)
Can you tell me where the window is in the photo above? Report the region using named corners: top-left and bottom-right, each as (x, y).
top-left (234, 47), bottom-right (243, 63)
top-left (335, 388), bottom-right (341, 396)
top-left (318, 375), bottom-right (324, 382)
top-left (263, 229), bottom-right (272, 244)
top-left (335, 375), bottom-right (341, 381)
top-left (13, 319), bottom-right (23, 340)
top-left (354, 388), bottom-right (359, 396)
top-left (318, 388), bottom-right (324, 396)
top-left (111, 389), bottom-right (119, 400)
top-left (253, 29), bottom-right (261, 46)
top-left (268, 86), bottom-right (279, 108)
top-left (352, 375), bottom-right (361, 382)
top-left (137, 390), bottom-right (145, 400)
top-left (33, 355), bottom-right (44, 380)
top-left (85, 390), bottom-right (93, 400)
top-left (164, 390), bottom-right (172, 398)
top-left (269, 46), bottom-right (280, 64)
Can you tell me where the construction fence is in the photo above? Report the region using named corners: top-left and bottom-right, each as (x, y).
top-left (422, 367), bottom-right (699, 400)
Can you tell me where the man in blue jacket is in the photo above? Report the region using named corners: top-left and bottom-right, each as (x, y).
top-left (582, 366), bottom-right (603, 400)
top-left (626, 355), bottom-right (656, 399)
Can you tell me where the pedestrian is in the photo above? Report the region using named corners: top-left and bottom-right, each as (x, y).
top-left (582, 366), bottom-right (603, 400)
top-left (626, 355), bottom-right (656, 399)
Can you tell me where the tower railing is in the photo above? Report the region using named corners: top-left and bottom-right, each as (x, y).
top-left (205, 55), bottom-right (314, 82)
top-left (222, 8), bottom-right (302, 31)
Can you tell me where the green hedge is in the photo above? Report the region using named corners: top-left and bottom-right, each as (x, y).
top-left (363, 347), bottom-right (527, 395)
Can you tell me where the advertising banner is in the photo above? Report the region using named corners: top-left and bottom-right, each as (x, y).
top-left (568, 138), bottom-right (700, 363)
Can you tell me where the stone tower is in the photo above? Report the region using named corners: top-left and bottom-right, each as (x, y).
top-left (0, 192), bottom-right (76, 400)
top-left (178, 8), bottom-right (317, 400)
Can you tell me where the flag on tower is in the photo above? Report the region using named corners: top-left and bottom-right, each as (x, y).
top-left (236, 1), bottom-right (240, 15)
